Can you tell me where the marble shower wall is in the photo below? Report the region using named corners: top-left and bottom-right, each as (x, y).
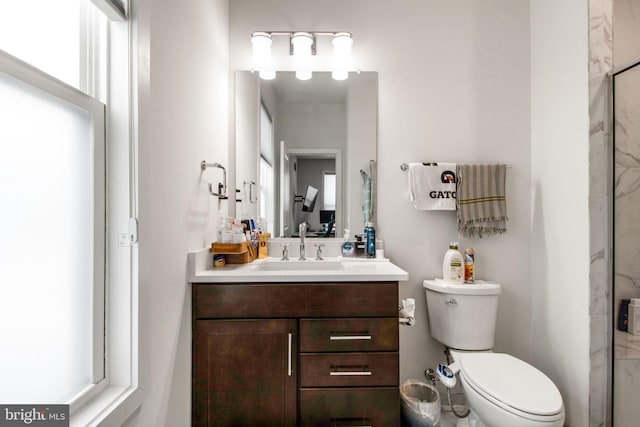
top-left (589, 0), bottom-right (613, 426)
top-left (613, 359), bottom-right (640, 426)
top-left (612, 0), bottom-right (640, 425)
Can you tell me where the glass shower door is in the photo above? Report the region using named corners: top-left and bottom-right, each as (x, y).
top-left (613, 61), bottom-right (640, 426)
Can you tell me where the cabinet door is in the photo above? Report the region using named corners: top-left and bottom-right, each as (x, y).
top-left (193, 319), bottom-right (297, 427)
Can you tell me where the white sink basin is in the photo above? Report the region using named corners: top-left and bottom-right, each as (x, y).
top-left (256, 259), bottom-right (344, 271)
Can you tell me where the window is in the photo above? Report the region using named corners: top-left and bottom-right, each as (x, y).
top-left (259, 103), bottom-right (275, 234)
top-left (0, 0), bottom-right (139, 422)
top-left (0, 58), bottom-right (105, 405)
top-left (323, 172), bottom-right (336, 210)
top-left (0, 0), bottom-right (108, 99)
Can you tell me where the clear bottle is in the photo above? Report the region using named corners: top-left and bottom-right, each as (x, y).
top-left (216, 210), bottom-right (225, 242)
top-left (364, 222), bottom-right (376, 258)
top-left (442, 242), bottom-right (464, 285)
top-left (464, 247), bottom-right (475, 283)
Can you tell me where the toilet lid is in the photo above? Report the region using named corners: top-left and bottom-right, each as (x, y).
top-left (460, 353), bottom-right (563, 416)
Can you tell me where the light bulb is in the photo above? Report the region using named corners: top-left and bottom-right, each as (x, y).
top-left (259, 69), bottom-right (276, 80)
top-left (292, 32), bottom-right (313, 80)
top-left (332, 32), bottom-right (352, 80)
top-left (251, 32), bottom-right (275, 80)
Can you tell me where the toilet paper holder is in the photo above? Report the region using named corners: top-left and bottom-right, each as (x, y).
top-left (399, 298), bottom-right (415, 326)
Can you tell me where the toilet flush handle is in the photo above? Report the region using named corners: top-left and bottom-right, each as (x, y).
top-left (444, 297), bottom-right (458, 307)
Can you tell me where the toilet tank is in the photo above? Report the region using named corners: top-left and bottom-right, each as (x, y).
top-left (423, 280), bottom-right (501, 350)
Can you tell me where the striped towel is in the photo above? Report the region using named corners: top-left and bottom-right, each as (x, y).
top-left (456, 164), bottom-right (508, 238)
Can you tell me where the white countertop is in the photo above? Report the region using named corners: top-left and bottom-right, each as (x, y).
top-left (188, 248), bottom-right (409, 283)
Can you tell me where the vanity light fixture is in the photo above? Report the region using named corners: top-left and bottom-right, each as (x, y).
top-left (250, 32), bottom-right (275, 80)
top-left (250, 31), bottom-right (353, 81)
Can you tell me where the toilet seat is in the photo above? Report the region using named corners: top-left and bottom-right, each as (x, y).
top-left (459, 352), bottom-right (564, 422)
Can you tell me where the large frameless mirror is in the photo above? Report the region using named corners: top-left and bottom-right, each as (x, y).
top-left (234, 70), bottom-right (377, 239)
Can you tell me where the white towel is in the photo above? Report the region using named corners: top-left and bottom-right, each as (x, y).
top-left (407, 163), bottom-right (457, 210)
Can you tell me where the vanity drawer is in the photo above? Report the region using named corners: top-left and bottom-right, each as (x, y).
top-left (300, 353), bottom-right (398, 387)
top-left (300, 318), bottom-right (398, 352)
top-left (193, 282), bottom-right (398, 319)
top-left (299, 387), bottom-right (400, 427)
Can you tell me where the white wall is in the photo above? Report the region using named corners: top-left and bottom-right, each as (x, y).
top-left (530, 1), bottom-right (591, 426)
top-left (126, 0), bottom-right (229, 426)
top-left (278, 103), bottom-right (346, 151)
top-left (229, 0), bottom-right (536, 409)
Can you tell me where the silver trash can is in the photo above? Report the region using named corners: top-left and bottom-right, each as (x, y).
top-left (400, 380), bottom-right (441, 427)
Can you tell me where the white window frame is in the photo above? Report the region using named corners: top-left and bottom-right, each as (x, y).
top-left (70, 1), bottom-right (144, 424)
top-left (0, 1), bottom-right (141, 423)
top-left (91, 0), bottom-right (126, 21)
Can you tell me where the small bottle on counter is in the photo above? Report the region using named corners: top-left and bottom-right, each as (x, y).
top-left (375, 239), bottom-right (384, 259)
top-left (213, 254), bottom-right (226, 268)
top-left (341, 229), bottom-right (355, 257)
top-left (464, 247), bottom-right (475, 283)
top-left (364, 222), bottom-right (376, 258)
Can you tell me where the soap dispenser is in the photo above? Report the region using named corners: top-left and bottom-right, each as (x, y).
top-left (341, 229), bottom-right (355, 257)
top-left (442, 242), bottom-right (464, 285)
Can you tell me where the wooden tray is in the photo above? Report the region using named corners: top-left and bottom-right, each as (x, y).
top-left (211, 241), bottom-right (257, 264)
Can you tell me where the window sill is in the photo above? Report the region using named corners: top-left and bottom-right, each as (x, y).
top-left (71, 386), bottom-right (144, 427)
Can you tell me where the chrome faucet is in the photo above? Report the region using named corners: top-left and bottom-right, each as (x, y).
top-left (315, 243), bottom-right (325, 261)
top-left (299, 223), bottom-right (307, 260)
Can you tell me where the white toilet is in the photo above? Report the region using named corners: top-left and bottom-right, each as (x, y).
top-left (423, 279), bottom-right (565, 427)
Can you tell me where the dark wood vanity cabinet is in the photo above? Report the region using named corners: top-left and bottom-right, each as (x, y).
top-left (192, 282), bottom-right (400, 427)
top-left (193, 319), bottom-right (297, 426)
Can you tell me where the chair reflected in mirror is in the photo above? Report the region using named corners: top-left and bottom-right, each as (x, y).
top-left (320, 210), bottom-right (335, 238)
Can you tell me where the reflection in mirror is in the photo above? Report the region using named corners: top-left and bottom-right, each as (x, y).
top-left (284, 147), bottom-right (341, 238)
top-left (234, 71), bottom-right (377, 239)
top-left (301, 185), bottom-right (318, 212)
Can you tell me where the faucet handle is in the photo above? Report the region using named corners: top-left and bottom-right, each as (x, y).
top-left (280, 243), bottom-right (291, 261)
top-left (314, 243), bottom-right (325, 261)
